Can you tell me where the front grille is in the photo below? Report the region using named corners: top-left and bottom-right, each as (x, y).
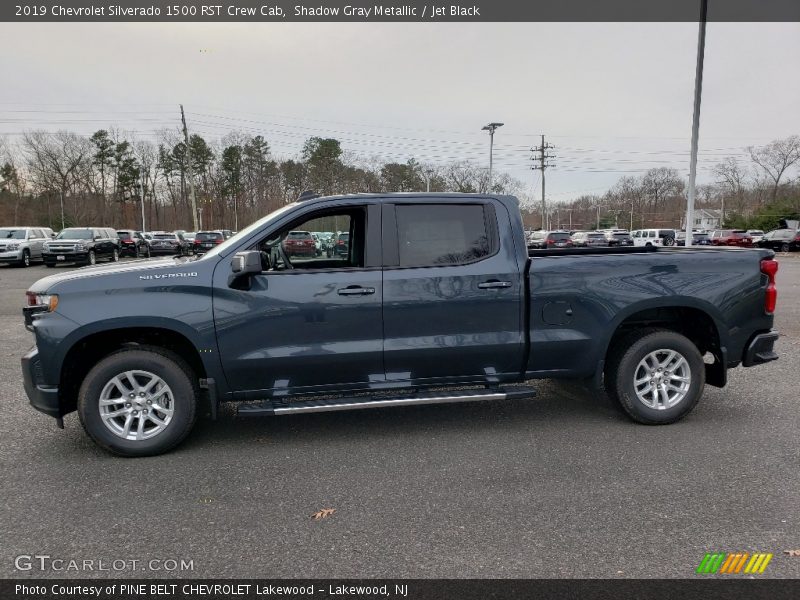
top-left (46, 244), bottom-right (79, 253)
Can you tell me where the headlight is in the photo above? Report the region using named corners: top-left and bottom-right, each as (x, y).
top-left (43, 243), bottom-right (50, 251)
top-left (75, 242), bottom-right (86, 250)
top-left (7, 243), bottom-right (20, 250)
top-left (25, 292), bottom-right (59, 312)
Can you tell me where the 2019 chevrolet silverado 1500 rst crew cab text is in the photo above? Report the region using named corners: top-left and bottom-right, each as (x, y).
top-left (22, 193), bottom-right (779, 456)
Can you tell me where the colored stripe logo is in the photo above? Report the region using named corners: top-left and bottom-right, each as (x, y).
top-left (696, 552), bottom-right (773, 574)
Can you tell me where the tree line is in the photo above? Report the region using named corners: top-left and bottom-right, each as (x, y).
top-left (1, 129), bottom-right (798, 233)
top-left (525, 135), bottom-right (800, 232)
top-left (0, 129), bottom-right (521, 232)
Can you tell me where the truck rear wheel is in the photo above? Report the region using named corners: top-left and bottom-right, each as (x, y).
top-left (77, 347), bottom-right (199, 457)
top-left (605, 328), bottom-right (705, 424)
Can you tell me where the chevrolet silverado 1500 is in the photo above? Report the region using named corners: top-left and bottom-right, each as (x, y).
top-left (22, 193), bottom-right (779, 456)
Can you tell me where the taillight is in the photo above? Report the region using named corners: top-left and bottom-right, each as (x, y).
top-left (546, 239), bottom-right (555, 245)
top-left (194, 239), bottom-right (200, 244)
top-left (761, 258), bottom-right (778, 314)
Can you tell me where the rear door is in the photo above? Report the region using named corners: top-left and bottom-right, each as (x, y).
top-left (381, 200), bottom-right (524, 386)
top-left (29, 229), bottom-right (45, 258)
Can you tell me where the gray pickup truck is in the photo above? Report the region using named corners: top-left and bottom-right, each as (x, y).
top-left (21, 193), bottom-right (779, 456)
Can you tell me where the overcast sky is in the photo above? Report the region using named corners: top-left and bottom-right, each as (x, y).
top-left (1, 22), bottom-right (798, 203)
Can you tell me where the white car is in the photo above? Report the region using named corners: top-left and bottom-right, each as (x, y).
top-left (747, 230), bottom-right (765, 244)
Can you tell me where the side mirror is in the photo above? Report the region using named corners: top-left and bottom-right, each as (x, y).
top-left (231, 251), bottom-right (262, 276)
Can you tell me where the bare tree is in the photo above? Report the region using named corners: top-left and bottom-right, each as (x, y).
top-left (748, 135), bottom-right (800, 201)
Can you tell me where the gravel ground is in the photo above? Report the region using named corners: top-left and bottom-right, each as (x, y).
top-left (0, 256), bottom-right (798, 579)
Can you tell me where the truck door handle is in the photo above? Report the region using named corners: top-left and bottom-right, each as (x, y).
top-left (337, 286), bottom-right (375, 296)
top-left (478, 280), bottom-right (512, 289)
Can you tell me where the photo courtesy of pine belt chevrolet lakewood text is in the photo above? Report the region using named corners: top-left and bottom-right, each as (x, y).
top-left (21, 193), bottom-right (779, 456)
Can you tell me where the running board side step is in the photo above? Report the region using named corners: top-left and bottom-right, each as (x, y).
top-left (237, 386), bottom-right (536, 417)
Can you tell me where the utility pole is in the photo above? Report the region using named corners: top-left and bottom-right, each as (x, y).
top-left (531, 135), bottom-right (556, 229)
top-left (481, 122), bottom-right (504, 192)
top-left (180, 104), bottom-right (199, 232)
top-left (59, 190), bottom-right (65, 230)
top-left (140, 176), bottom-right (146, 233)
top-left (684, 0), bottom-right (708, 248)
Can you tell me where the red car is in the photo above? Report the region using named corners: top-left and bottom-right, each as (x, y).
top-left (282, 230), bottom-right (316, 257)
top-left (709, 229), bottom-right (753, 247)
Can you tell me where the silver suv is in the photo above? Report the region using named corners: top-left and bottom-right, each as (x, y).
top-left (0, 226), bottom-right (54, 267)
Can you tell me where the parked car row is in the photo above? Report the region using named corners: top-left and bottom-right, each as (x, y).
top-left (0, 224), bottom-right (237, 267)
top-left (526, 225), bottom-right (799, 252)
top-left (279, 230), bottom-right (350, 258)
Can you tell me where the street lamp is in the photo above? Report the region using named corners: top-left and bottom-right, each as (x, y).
top-left (481, 122), bottom-right (504, 191)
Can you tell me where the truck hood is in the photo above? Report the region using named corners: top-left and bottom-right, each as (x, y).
top-left (28, 257), bottom-right (198, 293)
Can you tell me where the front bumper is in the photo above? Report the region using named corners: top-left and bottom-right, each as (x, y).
top-left (21, 346), bottom-right (61, 418)
top-left (742, 331), bottom-right (779, 367)
top-left (43, 251), bottom-right (88, 264)
top-left (0, 249), bottom-right (24, 262)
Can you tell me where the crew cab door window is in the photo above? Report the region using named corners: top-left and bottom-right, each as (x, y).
top-left (394, 204), bottom-right (492, 267)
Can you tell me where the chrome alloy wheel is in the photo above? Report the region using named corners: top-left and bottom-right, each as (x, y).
top-left (633, 349), bottom-right (691, 410)
top-left (98, 370), bottom-right (174, 440)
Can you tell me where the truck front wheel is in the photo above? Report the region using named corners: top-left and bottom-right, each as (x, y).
top-left (77, 347), bottom-right (199, 456)
top-left (605, 329), bottom-right (705, 424)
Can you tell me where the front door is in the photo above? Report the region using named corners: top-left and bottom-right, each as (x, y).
top-left (381, 200), bottom-right (524, 386)
top-left (214, 202), bottom-right (385, 397)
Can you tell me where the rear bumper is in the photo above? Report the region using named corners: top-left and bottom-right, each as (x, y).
top-left (21, 346), bottom-right (61, 418)
top-left (742, 331), bottom-right (779, 367)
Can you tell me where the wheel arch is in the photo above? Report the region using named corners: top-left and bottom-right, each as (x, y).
top-left (601, 299), bottom-right (727, 387)
top-left (57, 321), bottom-right (216, 415)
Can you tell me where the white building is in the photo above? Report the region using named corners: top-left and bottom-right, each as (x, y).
top-left (683, 208), bottom-right (722, 230)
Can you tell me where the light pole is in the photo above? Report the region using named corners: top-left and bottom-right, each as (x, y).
top-left (684, 0), bottom-right (708, 247)
top-left (481, 122), bottom-right (504, 192)
top-left (140, 177), bottom-right (147, 233)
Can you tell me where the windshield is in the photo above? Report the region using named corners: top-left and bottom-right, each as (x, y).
top-left (56, 229), bottom-right (92, 240)
top-left (196, 232), bottom-right (223, 241)
top-left (0, 228), bottom-right (26, 239)
top-left (613, 233), bottom-right (630, 238)
top-left (195, 202), bottom-right (300, 261)
top-left (549, 233), bottom-right (570, 241)
top-left (154, 234), bottom-right (177, 240)
top-left (117, 231), bottom-right (134, 239)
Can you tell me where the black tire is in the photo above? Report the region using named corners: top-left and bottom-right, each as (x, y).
top-left (87, 250), bottom-right (96, 266)
top-left (112, 248), bottom-right (119, 262)
top-left (77, 347), bottom-right (199, 457)
top-left (604, 328), bottom-right (705, 425)
top-left (19, 249), bottom-right (31, 267)
top-left (780, 243), bottom-right (790, 253)
top-left (663, 237), bottom-right (675, 247)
